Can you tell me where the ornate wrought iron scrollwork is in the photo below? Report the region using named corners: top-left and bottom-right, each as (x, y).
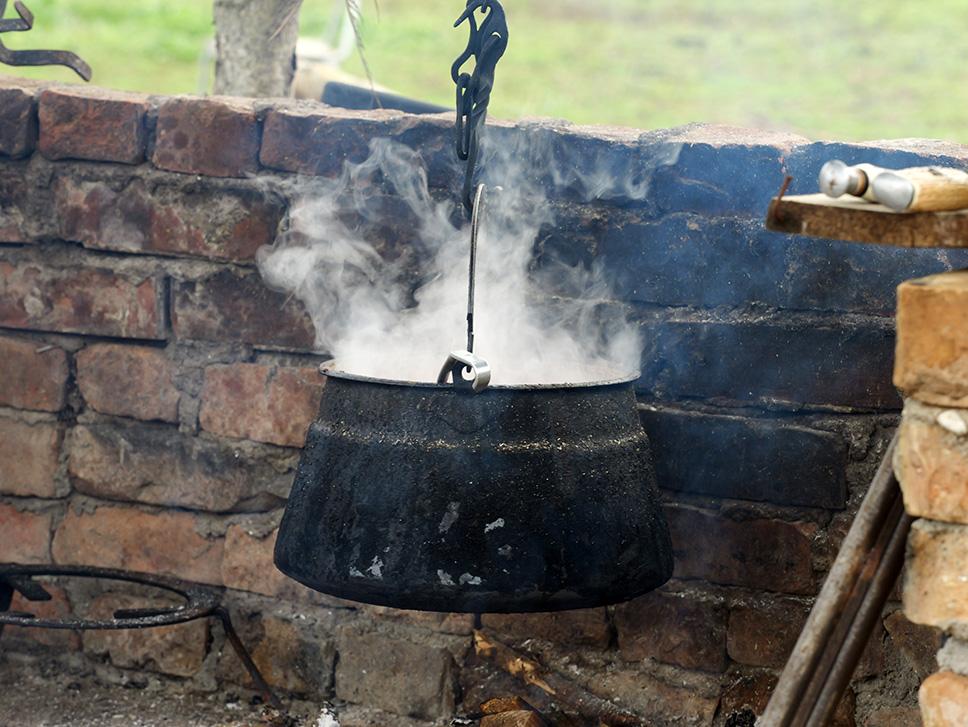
top-left (452, 0), bottom-right (508, 214)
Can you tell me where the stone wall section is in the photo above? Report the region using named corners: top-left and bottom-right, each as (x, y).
top-left (3, 77), bottom-right (968, 725)
top-left (896, 271), bottom-right (968, 725)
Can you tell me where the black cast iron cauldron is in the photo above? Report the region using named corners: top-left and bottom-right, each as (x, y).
top-left (274, 370), bottom-right (673, 613)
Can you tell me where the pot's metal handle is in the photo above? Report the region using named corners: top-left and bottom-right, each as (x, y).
top-left (437, 350), bottom-right (491, 394)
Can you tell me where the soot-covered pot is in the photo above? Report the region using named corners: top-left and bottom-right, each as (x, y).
top-left (274, 368), bottom-right (673, 613)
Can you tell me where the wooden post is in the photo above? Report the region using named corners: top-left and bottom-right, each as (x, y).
top-left (213, 0), bottom-right (303, 97)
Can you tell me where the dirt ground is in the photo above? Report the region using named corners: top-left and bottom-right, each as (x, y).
top-left (0, 655), bottom-right (325, 727)
top-left (0, 653), bottom-right (445, 727)
top-left (0, 659), bottom-right (271, 726)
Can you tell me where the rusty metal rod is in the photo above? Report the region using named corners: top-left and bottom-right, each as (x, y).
top-left (804, 508), bottom-right (912, 727)
top-left (214, 606), bottom-right (283, 711)
top-left (789, 492), bottom-right (905, 727)
top-left (759, 432), bottom-right (901, 727)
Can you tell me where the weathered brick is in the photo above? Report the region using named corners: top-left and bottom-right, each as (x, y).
top-left (896, 271), bottom-right (968, 408)
top-left (0, 416), bottom-right (64, 498)
top-left (591, 215), bottom-right (777, 308)
top-left (83, 592), bottom-right (208, 677)
top-left (260, 103), bottom-right (453, 184)
top-left (199, 363), bottom-right (324, 447)
top-left (778, 233), bottom-right (968, 319)
top-left (55, 176), bottom-right (285, 262)
top-left (0, 336), bottom-right (68, 411)
top-left (727, 598), bottom-right (809, 669)
top-left (896, 400), bottom-right (968, 524)
top-left (0, 257), bottom-right (165, 339)
top-left (543, 209), bottom-right (968, 317)
top-left (335, 627), bottom-right (457, 720)
top-left (219, 613), bottom-right (335, 695)
top-left (260, 104), bottom-right (401, 177)
top-left (38, 87), bottom-right (148, 164)
top-left (0, 85), bottom-right (38, 158)
top-left (583, 666), bottom-right (720, 725)
top-left (171, 269), bottom-right (315, 350)
top-left (52, 505), bottom-right (223, 585)
top-left (640, 406), bottom-right (847, 508)
top-left (5, 584), bottom-right (80, 651)
top-left (76, 344), bottom-right (179, 423)
top-left (362, 605), bottom-right (474, 636)
top-left (0, 161), bottom-right (35, 243)
top-left (884, 609), bottom-right (942, 680)
top-left (648, 128), bottom-right (793, 217)
top-left (920, 672), bottom-right (968, 727)
top-left (153, 97), bottom-right (260, 178)
top-left (0, 503), bottom-right (51, 564)
top-left (641, 320), bottom-right (898, 411)
top-left (667, 506), bottom-right (817, 594)
top-left (615, 591), bottom-right (727, 672)
top-left (68, 422), bottom-right (290, 513)
top-left (481, 608), bottom-right (610, 649)
top-left (221, 525), bottom-right (289, 596)
top-left (904, 519), bottom-right (968, 628)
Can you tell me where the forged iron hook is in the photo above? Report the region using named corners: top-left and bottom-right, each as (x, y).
top-left (0, 0), bottom-right (92, 81)
top-left (452, 0), bottom-right (507, 214)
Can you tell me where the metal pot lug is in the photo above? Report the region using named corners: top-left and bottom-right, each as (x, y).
top-left (437, 350), bottom-right (492, 394)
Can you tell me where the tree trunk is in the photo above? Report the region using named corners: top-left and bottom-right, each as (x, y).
top-left (213, 0), bottom-right (302, 98)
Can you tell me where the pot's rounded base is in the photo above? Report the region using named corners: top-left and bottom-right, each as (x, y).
top-left (274, 558), bottom-right (673, 614)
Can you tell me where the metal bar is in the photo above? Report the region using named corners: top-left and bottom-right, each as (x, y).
top-left (0, 0), bottom-right (32, 32)
top-left (214, 606), bottom-right (283, 711)
top-left (0, 565), bottom-right (285, 715)
top-left (466, 183), bottom-right (485, 353)
top-left (804, 509), bottom-right (912, 727)
top-left (0, 564), bottom-right (215, 630)
top-left (759, 432), bottom-right (901, 727)
top-left (788, 492), bottom-right (905, 727)
top-left (0, 46), bottom-right (92, 81)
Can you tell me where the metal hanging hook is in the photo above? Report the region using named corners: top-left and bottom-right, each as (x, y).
top-left (440, 2), bottom-right (508, 391)
top-left (452, 0), bottom-right (508, 215)
top-left (0, 0), bottom-right (92, 81)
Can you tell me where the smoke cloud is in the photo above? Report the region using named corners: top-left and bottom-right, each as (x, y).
top-left (257, 128), bottom-right (679, 385)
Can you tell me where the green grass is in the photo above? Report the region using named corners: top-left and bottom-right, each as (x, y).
top-left (6, 0), bottom-right (968, 142)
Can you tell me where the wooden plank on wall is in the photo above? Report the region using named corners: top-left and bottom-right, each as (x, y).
top-left (766, 193), bottom-right (968, 248)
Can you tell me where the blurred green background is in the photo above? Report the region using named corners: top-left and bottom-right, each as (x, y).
top-left (6, 0), bottom-right (968, 142)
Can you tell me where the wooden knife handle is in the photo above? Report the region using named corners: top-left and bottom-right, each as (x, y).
top-left (898, 167), bottom-right (968, 212)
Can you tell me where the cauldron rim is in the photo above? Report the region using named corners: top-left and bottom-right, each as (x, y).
top-left (321, 367), bottom-right (639, 391)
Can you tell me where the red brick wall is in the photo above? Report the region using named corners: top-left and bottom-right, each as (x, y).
top-left (0, 77), bottom-right (954, 726)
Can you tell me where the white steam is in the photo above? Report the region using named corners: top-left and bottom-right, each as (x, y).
top-left (257, 129), bottom-right (679, 385)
